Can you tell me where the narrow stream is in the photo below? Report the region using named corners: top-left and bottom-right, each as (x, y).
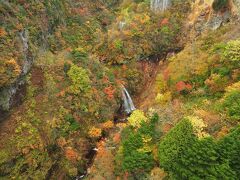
top-left (76, 87), bottom-right (136, 179)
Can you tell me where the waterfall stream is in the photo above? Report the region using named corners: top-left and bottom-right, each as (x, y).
top-left (19, 29), bottom-right (32, 75)
top-left (19, 30), bottom-right (29, 52)
top-left (122, 87), bottom-right (136, 114)
top-left (76, 87), bottom-right (136, 179)
top-left (150, 0), bottom-right (171, 12)
top-left (119, 21), bottom-right (126, 30)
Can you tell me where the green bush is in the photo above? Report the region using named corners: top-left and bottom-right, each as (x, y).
top-left (158, 119), bottom-right (195, 171)
top-left (119, 114), bottom-right (159, 174)
top-left (122, 151), bottom-right (154, 173)
top-left (71, 47), bottom-right (88, 64)
top-left (121, 132), bottom-right (154, 173)
top-left (158, 118), bottom-right (236, 179)
top-left (127, 110), bottom-right (148, 128)
top-left (114, 39), bottom-right (123, 50)
top-left (218, 127), bottom-right (240, 178)
top-left (122, 133), bottom-right (143, 154)
top-left (139, 113), bottom-right (160, 140)
top-left (212, 0), bottom-right (229, 11)
top-left (221, 90), bottom-right (240, 120)
top-left (64, 114), bottom-right (80, 131)
top-left (223, 39), bottom-right (240, 62)
top-left (183, 138), bottom-right (236, 179)
top-left (212, 66), bottom-right (231, 77)
top-left (67, 65), bottom-right (91, 95)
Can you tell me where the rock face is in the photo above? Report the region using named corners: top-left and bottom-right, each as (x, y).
top-left (184, 0), bottom-right (239, 40)
top-left (232, 0), bottom-right (240, 13)
top-left (0, 79), bottom-right (26, 112)
top-left (206, 11), bottom-right (231, 30)
top-left (0, 29), bottom-right (33, 112)
top-left (150, 0), bottom-right (171, 12)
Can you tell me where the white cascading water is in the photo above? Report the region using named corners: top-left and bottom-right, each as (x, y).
top-left (19, 29), bottom-right (31, 74)
top-left (19, 29), bottom-right (29, 51)
top-left (150, 0), bottom-right (171, 12)
top-left (119, 21), bottom-right (126, 30)
top-left (122, 87), bottom-right (136, 114)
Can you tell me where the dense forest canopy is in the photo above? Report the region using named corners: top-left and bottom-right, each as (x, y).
top-left (0, 0), bottom-right (240, 179)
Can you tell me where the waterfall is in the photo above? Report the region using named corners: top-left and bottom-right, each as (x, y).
top-left (122, 87), bottom-right (136, 114)
top-left (19, 29), bottom-right (29, 52)
top-left (150, 0), bottom-right (171, 12)
top-left (119, 21), bottom-right (126, 30)
top-left (19, 29), bottom-right (32, 74)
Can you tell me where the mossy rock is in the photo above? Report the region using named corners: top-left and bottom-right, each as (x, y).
top-left (212, 0), bottom-right (229, 11)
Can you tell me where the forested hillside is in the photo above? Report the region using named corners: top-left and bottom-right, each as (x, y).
top-left (0, 0), bottom-right (240, 179)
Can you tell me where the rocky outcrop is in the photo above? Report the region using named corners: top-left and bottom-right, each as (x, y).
top-left (231, 0), bottom-right (240, 16)
top-left (150, 0), bottom-right (171, 12)
top-left (183, 0), bottom-right (239, 41)
top-left (0, 29), bottom-right (33, 112)
top-left (207, 11), bottom-right (231, 30)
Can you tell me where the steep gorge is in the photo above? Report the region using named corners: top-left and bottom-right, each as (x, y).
top-left (0, 0), bottom-right (240, 179)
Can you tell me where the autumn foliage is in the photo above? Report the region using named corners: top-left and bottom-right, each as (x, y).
top-left (176, 81), bottom-right (192, 93)
top-left (88, 127), bottom-right (102, 138)
top-left (104, 85), bottom-right (116, 100)
top-left (0, 58), bottom-right (21, 87)
top-left (101, 120), bottom-right (114, 130)
top-left (65, 147), bottom-right (79, 162)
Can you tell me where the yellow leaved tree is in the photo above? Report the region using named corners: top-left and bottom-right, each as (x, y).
top-left (127, 109), bottom-right (148, 128)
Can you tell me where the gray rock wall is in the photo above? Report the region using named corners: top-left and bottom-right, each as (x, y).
top-left (0, 29), bottom-right (33, 112)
